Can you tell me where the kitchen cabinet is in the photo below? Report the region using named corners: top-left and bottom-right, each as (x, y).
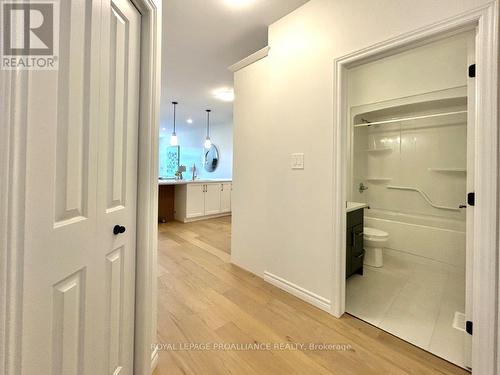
top-left (174, 181), bottom-right (232, 222)
top-left (186, 184), bottom-right (205, 218)
top-left (220, 183), bottom-right (232, 213)
top-left (204, 184), bottom-right (222, 215)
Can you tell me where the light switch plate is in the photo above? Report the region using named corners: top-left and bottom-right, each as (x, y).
top-left (291, 153), bottom-right (304, 169)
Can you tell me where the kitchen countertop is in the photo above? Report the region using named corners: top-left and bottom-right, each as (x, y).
top-left (346, 201), bottom-right (369, 213)
top-left (159, 178), bottom-right (232, 186)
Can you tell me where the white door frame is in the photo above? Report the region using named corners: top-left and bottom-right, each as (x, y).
top-left (0, 0), bottom-right (161, 374)
top-left (331, 3), bottom-right (498, 374)
top-left (130, 0), bottom-right (161, 373)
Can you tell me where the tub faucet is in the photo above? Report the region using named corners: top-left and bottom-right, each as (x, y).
top-left (359, 182), bottom-right (369, 194)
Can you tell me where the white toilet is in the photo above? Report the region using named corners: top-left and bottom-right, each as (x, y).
top-left (363, 227), bottom-right (389, 267)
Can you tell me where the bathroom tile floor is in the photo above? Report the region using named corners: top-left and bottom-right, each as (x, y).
top-left (346, 248), bottom-right (467, 369)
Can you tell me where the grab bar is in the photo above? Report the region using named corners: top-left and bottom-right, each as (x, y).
top-left (386, 185), bottom-right (461, 212)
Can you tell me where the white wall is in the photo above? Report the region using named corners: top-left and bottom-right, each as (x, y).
top-left (232, 0), bottom-right (493, 309)
top-left (159, 121), bottom-right (233, 180)
top-left (348, 33), bottom-right (471, 107)
top-left (232, 57), bottom-right (271, 275)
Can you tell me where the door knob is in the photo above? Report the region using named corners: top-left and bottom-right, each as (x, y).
top-left (113, 225), bottom-right (126, 235)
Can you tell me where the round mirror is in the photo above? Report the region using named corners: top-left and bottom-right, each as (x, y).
top-left (204, 144), bottom-right (219, 173)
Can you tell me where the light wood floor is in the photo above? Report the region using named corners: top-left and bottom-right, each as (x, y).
top-left (154, 217), bottom-right (469, 375)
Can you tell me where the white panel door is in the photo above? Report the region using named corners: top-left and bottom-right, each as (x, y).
top-left (22, 1), bottom-right (103, 374)
top-left (20, 0), bottom-right (141, 374)
top-left (186, 184), bottom-right (205, 218)
top-left (97, 1), bottom-right (141, 374)
top-left (204, 183), bottom-right (222, 215)
top-left (220, 183), bottom-right (232, 213)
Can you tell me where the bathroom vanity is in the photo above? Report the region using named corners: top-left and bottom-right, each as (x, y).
top-left (346, 202), bottom-right (368, 278)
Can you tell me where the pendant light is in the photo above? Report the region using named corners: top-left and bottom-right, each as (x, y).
top-left (170, 101), bottom-right (178, 146)
top-left (204, 109), bottom-right (212, 149)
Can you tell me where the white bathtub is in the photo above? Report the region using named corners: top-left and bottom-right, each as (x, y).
top-left (364, 208), bottom-right (466, 267)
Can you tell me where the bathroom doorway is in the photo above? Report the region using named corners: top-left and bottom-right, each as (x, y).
top-left (343, 32), bottom-right (475, 369)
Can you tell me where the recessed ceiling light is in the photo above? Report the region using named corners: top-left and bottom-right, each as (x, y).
top-left (187, 118), bottom-right (193, 124)
top-left (213, 87), bottom-right (235, 102)
top-left (224, 0), bottom-right (253, 7)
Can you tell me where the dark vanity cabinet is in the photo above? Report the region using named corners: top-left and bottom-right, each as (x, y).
top-left (346, 208), bottom-right (364, 278)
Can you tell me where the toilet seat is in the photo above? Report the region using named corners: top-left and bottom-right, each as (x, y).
top-left (364, 227), bottom-right (389, 242)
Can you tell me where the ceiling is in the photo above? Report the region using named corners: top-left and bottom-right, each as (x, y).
top-left (160, 0), bottom-right (309, 134)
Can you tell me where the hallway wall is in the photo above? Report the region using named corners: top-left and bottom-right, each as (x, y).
top-left (159, 121), bottom-right (233, 180)
top-left (231, 0), bottom-right (494, 309)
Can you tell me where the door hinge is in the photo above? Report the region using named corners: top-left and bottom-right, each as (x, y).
top-left (468, 64), bottom-right (476, 78)
top-left (467, 192), bottom-right (475, 206)
top-left (466, 320), bottom-right (473, 335)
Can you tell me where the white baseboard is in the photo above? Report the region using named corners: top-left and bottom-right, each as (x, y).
top-left (150, 347), bottom-right (159, 374)
top-left (263, 271), bottom-right (331, 312)
top-left (182, 212), bottom-right (231, 223)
